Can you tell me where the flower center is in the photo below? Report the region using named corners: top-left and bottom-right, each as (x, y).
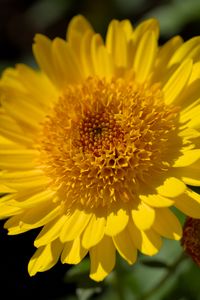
top-left (75, 111), bottom-right (125, 157)
top-left (38, 77), bottom-right (180, 209)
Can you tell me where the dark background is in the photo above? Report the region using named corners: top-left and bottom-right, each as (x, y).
top-left (1, 0), bottom-right (200, 299)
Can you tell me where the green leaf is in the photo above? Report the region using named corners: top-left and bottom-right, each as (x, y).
top-left (76, 287), bottom-right (101, 300)
top-left (140, 259), bottom-right (169, 269)
top-left (64, 258), bottom-right (91, 286)
top-left (64, 258), bottom-right (103, 290)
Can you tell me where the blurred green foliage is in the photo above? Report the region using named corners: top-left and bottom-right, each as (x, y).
top-left (145, 0), bottom-right (200, 37)
top-left (64, 239), bottom-right (200, 300)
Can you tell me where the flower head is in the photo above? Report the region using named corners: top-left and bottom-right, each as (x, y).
top-left (182, 218), bottom-right (200, 266)
top-left (0, 15), bottom-right (200, 281)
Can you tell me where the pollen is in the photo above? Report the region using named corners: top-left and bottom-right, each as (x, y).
top-left (38, 77), bottom-right (180, 209)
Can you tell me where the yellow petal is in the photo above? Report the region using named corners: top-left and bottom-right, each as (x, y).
top-left (120, 19), bottom-right (134, 40)
top-left (106, 19), bottom-right (128, 67)
top-left (52, 38), bottom-right (83, 85)
top-left (128, 220), bottom-right (162, 256)
top-left (5, 202), bottom-right (61, 234)
top-left (0, 148), bottom-right (38, 170)
top-left (80, 31), bottom-right (95, 77)
top-left (182, 174), bottom-right (200, 186)
top-left (89, 236), bottom-right (115, 281)
top-left (0, 67), bottom-right (24, 90)
top-left (0, 183), bottom-right (16, 193)
top-left (133, 18), bottom-right (159, 43)
top-left (184, 102), bottom-right (200, 121)
top-left (0, 193), bottom-right (14, 203)
top-left (179, 127), bottom-right (200, 140)
top-left (157, 36), bottom-right (183, 67)
top-left (168, 37), bottom-right (200, 66)
top-left (10, 189), bottom-right (57, 209)
top-left (119, 20), bottom-right (135, 69)
top-left (133, 30), bottom-right (157, 82)
top-left (0, 204), bottom-right (22, 218)
top-left (156, 177), bottom-right (186, 198)
top-left (173, 160), bottom-right (200, 186)
top-left (0, 169), bottom-right (43, 181)
top-left (105, 206), bottom-right (129, 236)
top-left (60, 209), bottom-right (91, 242)
top-left (28, 239), bottom-right (63, 276)
top-left (0, 195), bottom-right (23, 218)
top-left (153, 208), bottom-right (182, 240)
top-left (61, 237), bottom-right (88, 264)
top-left (82, 214), bottom-right (106, 249)
top-left (140, 193), bottom-right (174, 207)
top-left (163, 59), bottom-right (193, 104)
top-left (188, 61), bottom-right (200, 83)
top-left (0, 135), bottom-right (18, 147)
top-left (113, 229), bottom-right (137, 264)
top-left (34, 215), bottom-right (67, 247)
top-left (91, 33), bottom-right (104, 75)
top-left (97, 45), bottom-right (114, 78)
top-left (33, 34), bottom-right (59, 88)
top-left (66, 14), bottom-right (94, 47)
top-left (151, 36), bottom-right (183, 82)
top-left (176, 81), bottom-right (200, 110)
top-left (1, 176), bottom-right (50, 191)
top-left (175, 189), bottom-right (200, 218)
top-left (67, 16), bottom-right (95, 78)
top-left (173, 149), bottom-right (200, 167)
top-left (1, 91), bottom-right (45, 131)
top-left (0, 115), bottom-right (33, 146)
top-left (180, 104), bottom-right (200, 124)
top-left (15, 64), bottom-right (58, 108)
top-left (186, 115), bottom-right (200, 130)
top-left (131, 202), bottom-right (155, 230)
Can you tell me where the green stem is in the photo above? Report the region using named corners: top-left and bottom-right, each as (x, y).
top-left (115, 270), bottom-right (127, 300)
top-left (137, 252), bottom-right (188, 300)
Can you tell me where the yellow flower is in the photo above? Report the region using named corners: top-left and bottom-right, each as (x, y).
top-left (0, 15), bottom-right (200, 281)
